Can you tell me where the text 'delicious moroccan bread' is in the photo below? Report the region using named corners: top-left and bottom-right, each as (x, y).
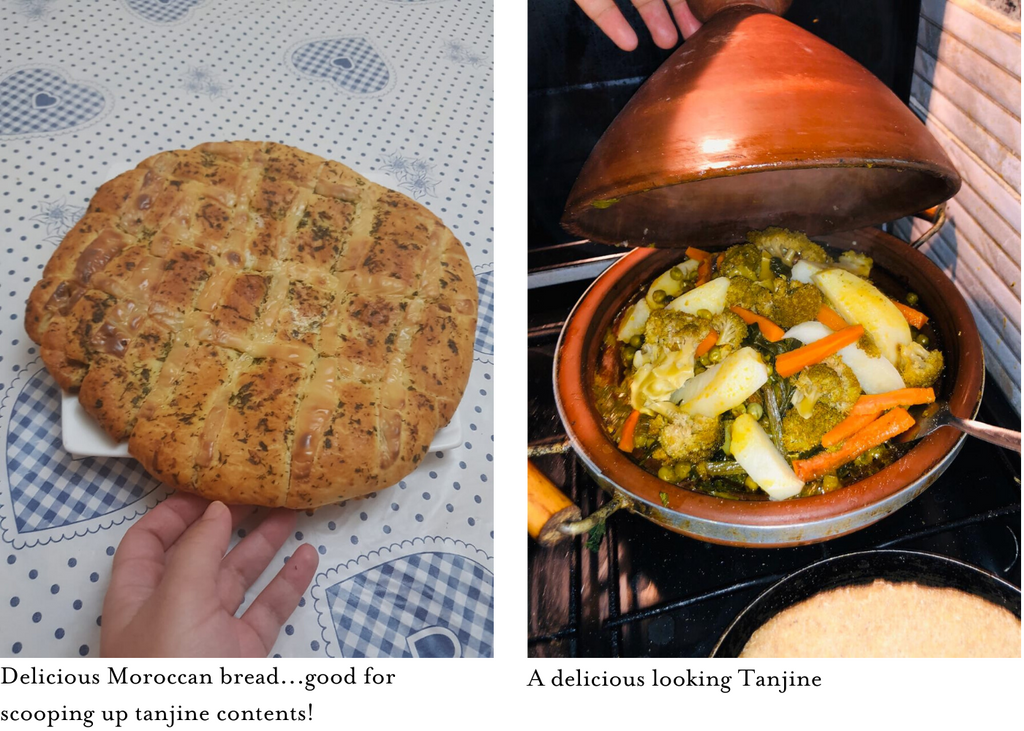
top-left (26, 141), bottom-right (477, 508)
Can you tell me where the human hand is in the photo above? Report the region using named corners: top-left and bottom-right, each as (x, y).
top-left (574, 0), bottom-right (702, 51)
top-left (101, 493), bottom-right (319, 657)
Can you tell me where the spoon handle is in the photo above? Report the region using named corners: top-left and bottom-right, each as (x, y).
top-left (950, 416), bottom-right (1022, 453)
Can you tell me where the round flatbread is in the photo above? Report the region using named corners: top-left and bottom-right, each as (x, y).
top-left (26, 141), bottom-right (477, 508)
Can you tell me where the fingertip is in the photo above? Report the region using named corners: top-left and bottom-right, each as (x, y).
top-left (205, 500), bottom-right (229, 522)
top-left (614, 27), bottom-right (640, 52)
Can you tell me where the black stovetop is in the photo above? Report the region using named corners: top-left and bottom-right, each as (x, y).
top-left (527, 268), bottom-right (1022, 659)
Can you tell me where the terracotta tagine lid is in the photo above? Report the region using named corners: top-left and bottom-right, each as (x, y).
top-left (562, 0), bottom-right (961, 247)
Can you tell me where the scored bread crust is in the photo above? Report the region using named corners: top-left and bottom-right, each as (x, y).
top-left (25, 141), bottom-right (478, 508)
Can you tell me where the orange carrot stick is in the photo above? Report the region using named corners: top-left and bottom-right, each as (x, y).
top-left (774, 325), bottom-right (864, 378)
top-left (850, 387), bottom-right (935, 417)
top-left (618, 409), bottom-right (641, 453)
top-left (729, 306), bottom-right (786, 343)
top-left (821, 412), bottom-right (876, 449)
top-left (816, 305), bottom-right (848, 332)
top-left (891, 299), bottom-right (929, 329)
top-left (793, 407), bottom-right (916, 482)
top-left (696, 329), bottom-right (719, 357)
top-left (695, 257), bottom-right (712, 286)
top-left (685, 246), bottom-right (712, 261)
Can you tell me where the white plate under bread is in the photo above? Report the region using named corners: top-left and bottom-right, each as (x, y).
top-left (62, 393), bottom-right (463, 460)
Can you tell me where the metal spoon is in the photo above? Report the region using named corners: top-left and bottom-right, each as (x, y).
top-left (898, 402), bottom-right (1021, 453)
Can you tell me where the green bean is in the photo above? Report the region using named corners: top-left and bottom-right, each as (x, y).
top-left (761, 381), bottom-right (786, 452)
top-left (705, 460), bottom-right (747, 477)
top-left (722, 421), bottom-right (733, 456)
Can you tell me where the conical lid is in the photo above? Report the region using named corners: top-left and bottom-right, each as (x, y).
top-left (562, 3), bottom-right (961, 247)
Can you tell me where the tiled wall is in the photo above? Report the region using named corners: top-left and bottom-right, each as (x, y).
top-left (894, 0), bottom-right (1022, 412)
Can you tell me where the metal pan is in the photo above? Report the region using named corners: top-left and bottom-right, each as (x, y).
top-left (711, 549), bottom-right (1021, 657)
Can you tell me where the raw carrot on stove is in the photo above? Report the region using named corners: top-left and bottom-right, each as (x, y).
top-left (729, 306), bottom-right (786, 343)
top-left (774, 325), bottom-right (864, 378)
top-left (618, 409), bottom-right (641, 453)
top-left (792, 407), bottom-right (916, 482)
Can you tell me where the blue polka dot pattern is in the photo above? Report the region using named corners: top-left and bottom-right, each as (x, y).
top-left (123, 0), bottom-right (209, 25)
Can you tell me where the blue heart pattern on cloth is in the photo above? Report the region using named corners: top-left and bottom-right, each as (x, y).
top-left (290, 37), bottom-right (391, 95)
top-left (123, 0), bottom-right (206, 24)
top-left (4, 367), bottom-right (161, 534)
top-left (474, 270), bottom-right (494, 355)
top-left (323, 551), bottom-right (494, 657)
top-left (0, 68), bottom-right (106, 137)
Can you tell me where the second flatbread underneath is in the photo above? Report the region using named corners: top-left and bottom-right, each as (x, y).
top-left (740, 579), bottom-right (1021, 658)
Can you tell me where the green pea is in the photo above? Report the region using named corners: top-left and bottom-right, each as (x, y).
top-left (744, 476), bottom-right (759, 491)
top-left (823, 474), bottom-right (840, 491)
top-left (674, 462), bottom-right (692, 480)
top-left (730, 404), bottom-right (746, 417)
top-left (746, 402), bottom-right (764, 420)
top-left (658, 465), bottom-right (676, 483)
top-left (696, 309), bottom-right (713, 320)
top-left (906, 292), bottom-right (920, 306)
top-left (708, 347), bottom-right (724, 363)
top-left (914, 333), bottom-right (930, 348)
top-left (669, 266), bottom-right (684, 281)
top-left (633, 432), bottom-right (647, 449)
top-left (652, 289), bottom-right (668, 305)
top-left (622, 346), bottom-right (636, 364)
top-left (628, 334), bottom-right (643, 349)
top-left (699, 354), bottom-right (711, 367)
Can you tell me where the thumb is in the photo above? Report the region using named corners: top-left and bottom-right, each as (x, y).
top-left (163, 501), bottom-right (232, 586)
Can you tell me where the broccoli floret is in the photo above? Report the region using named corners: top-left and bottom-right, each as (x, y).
top-left (643, 309), bottom-right (712, 352)
top-left (771, 280), bottom-right (825, 329)
top-left (725, 277), bottom-right (773, 318)
top-left (782, 403), bottom-right (844, 454)
top-left (791, 357), bottom-right (861, 417)
top-left (839, 250), bottom-right (873, 277)
top-left (660, 410), bottom-right (723, 463)
top-left (897, 341), bottom-right (944, 388)
top-left (747, 227), bottom-right (831, 265)
top-left (710, 310), bottom-right (748, 354)
top-left (717, 244), bottom-right (762, 281)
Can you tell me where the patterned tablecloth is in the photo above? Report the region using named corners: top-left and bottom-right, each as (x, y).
top-left (0, 0), bottom-right (494, 658)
